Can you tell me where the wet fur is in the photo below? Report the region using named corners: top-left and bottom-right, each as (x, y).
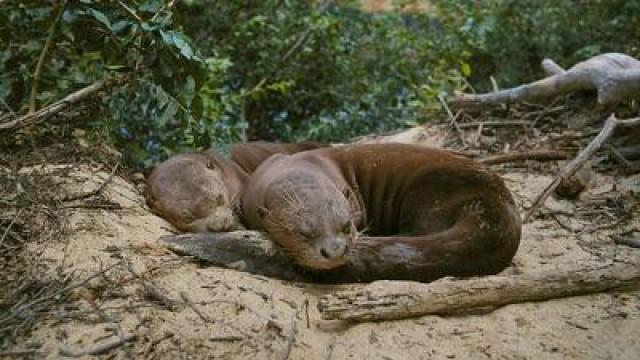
top-left (242, 143), bottom-right (522, 282)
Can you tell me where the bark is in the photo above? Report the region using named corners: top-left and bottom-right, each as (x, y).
top-left (1, 75), bottom-right (128, 131)
top-left (317, 261), bottom-right (640, 322)
top-left (159, 231), bottom-right (310, 282)
top-left (451, 53), bottom-right (640, 108)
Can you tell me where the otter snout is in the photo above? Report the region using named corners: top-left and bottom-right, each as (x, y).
top-left (319, 237), bottom-right (349, 260)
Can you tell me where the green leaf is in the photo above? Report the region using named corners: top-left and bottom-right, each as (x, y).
top-left (89, 8), bottom-right (112, 31)
top-left (460, 62), bottom-right (471, 76)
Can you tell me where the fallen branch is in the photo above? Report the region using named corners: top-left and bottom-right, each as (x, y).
top-left (0, 75), bottom-right (128, 131)
top-left (612, 235), bottom-right (640, 249)
top-left (479, 150), bottom-right (569, 165)
top-left (317, 261), bottom-right (640, 322)
top-left (62, 163), bottom-right (120, 202)
top-left (159, 231), bottom-right (310, 282)
top-left (59, 332), bottom-right (136, 357)
top-left (451, 53), bottom-right (640, 108)
top-left (457, 121), bottom-right (530, 129)
top-left (522, 114), bottom-right (640, 222)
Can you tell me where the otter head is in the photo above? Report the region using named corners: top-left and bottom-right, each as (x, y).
top-left (146, 154), bottom-right (239, 233)
top-left (256, 171), bottom-right (357, 270)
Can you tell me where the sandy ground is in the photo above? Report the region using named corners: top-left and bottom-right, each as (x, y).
top-left (6, 126), bottom-right (640, 360)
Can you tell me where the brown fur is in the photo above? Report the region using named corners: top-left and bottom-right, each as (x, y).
top-left (146, 142), bottom-right (326, 233)
top-left (242, 143), bottom-right (522, 282)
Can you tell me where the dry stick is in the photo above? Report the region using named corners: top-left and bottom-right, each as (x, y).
top-left (437, 95), bottom-right (466, 147)
top-left (58, 333), bottom-right (137, 358)
top-left (62, 163), bottom-right (120, 202)
top-left (29, 1), bottom-right (67, 113)
top-left (0, 262), bottom-right (123, 328)
top-left (522, 114), bottom-right (640, 223)
top-left (0, 208), bottom-right (23, 248)
top-left (317, 261), bottom-right (640, 322)
top-left (457, 121), bottom-right (530, 129)
top-left (1, 75), bottom-right (128, 130)
top-left (0, 349), bottom-right (46, 357)
top-left (280, 312), bottom-right (299, 360)
top-left (479, 150), bottom-right (570, 165)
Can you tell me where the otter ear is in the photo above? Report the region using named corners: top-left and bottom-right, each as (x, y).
top-left (257, 206), bottom-right (270, 220)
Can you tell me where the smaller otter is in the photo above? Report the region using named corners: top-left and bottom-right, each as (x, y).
top-left (146, 142), bottom-right (326, 233)
top-left (146, 150), bottom-right (245, 233)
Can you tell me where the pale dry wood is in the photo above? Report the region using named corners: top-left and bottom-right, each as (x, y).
top-left (479, 150), bottom-right (569, 165)
top-left (1, 76), bottom-right (128, 131)
top-left (541, 58), bottom-right (566, 76)
top-left (159, 231), bottom-right (309, 282)
top-left (452, 53), bottom-right (640, 108)
top-left (523, 114), bottom-right (640, 222)
top-left (58, 333), bottom-right (136, 357)
top-left (317, 261), bottom-right (640, 322)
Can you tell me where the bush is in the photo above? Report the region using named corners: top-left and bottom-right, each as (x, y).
top-left (2, 0), bottom-right (637, 167)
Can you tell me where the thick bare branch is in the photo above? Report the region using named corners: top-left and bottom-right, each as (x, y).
top-left (317, 261), bottom-right (640, 322)
top-left (452, 53), bottom-right (640, 108)
top-left (0, 75), bottom-right (128, 131)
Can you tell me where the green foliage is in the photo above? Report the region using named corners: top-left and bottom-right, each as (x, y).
top-left (1, 0), bottom-right (638, 167)
top-left (452, 0), bottom-right (640, 89)
top-left (178, 1), bottom-right (473, 142)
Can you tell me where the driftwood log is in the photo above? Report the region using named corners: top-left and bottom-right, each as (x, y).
top-left (452, 53), bottom-right (640, 108)
top-left (160, 231), bottom-right (312, 282)
top-left (317, 261), bottom-right (640, 322)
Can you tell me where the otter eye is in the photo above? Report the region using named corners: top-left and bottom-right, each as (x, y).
top-left (299, 228), bottom-right (315, 240)
top-left (341, 222), bottom-right (351, 234)
top-left (180, 209), bottom-right (195, 223)
top-left (214, 193), bottom-right (224, 206)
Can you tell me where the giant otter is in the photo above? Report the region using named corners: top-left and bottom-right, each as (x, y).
top-left (241, 143), bottom-right (521, 282)
top-left (146, 142), bottom-right (326, 233)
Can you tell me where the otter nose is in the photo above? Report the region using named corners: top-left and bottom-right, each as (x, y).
top-left (320, 238), bottom-right (348, 259)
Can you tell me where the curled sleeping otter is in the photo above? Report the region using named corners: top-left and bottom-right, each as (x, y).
top-left (145, 142), bottom-right (325, 233)
top-left (241, 143), bottom-right (521, 282)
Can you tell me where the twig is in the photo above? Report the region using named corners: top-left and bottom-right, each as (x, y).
top-left (29, 1), bottom-right (68, 113)
top-left (124, 261), bottom-right (175, 310)
top-left (0, 262), bottom-right (123, 328)
top-left (0, 208), bottom-right (23, 249)
top-left (62, 163), bottom-right (120, 202)
top-left (523, 114), bottom-right (640, 223)
top-left (280, 312), bottom-right (298, 360)
top-left (142, 331), bottom-right (174, 358)
top-left (179, 291), bottom-right (213, 323)
top-left (437, 95), bottom-right (466, 147)
top-left (59, 332), bottom-right (137, 357)
top-left (0, 349), bottom-right (46, 357)
top-left (1, 75), bottom-right (129, 131)
top-left (607, 145), bottom-right (633, 168)
top-left (118, 0), bottom-right (143, 23)
top-left (479, 150), bottom-right (570, 165)
top-left (457, 121), bottom-right (530, 129)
